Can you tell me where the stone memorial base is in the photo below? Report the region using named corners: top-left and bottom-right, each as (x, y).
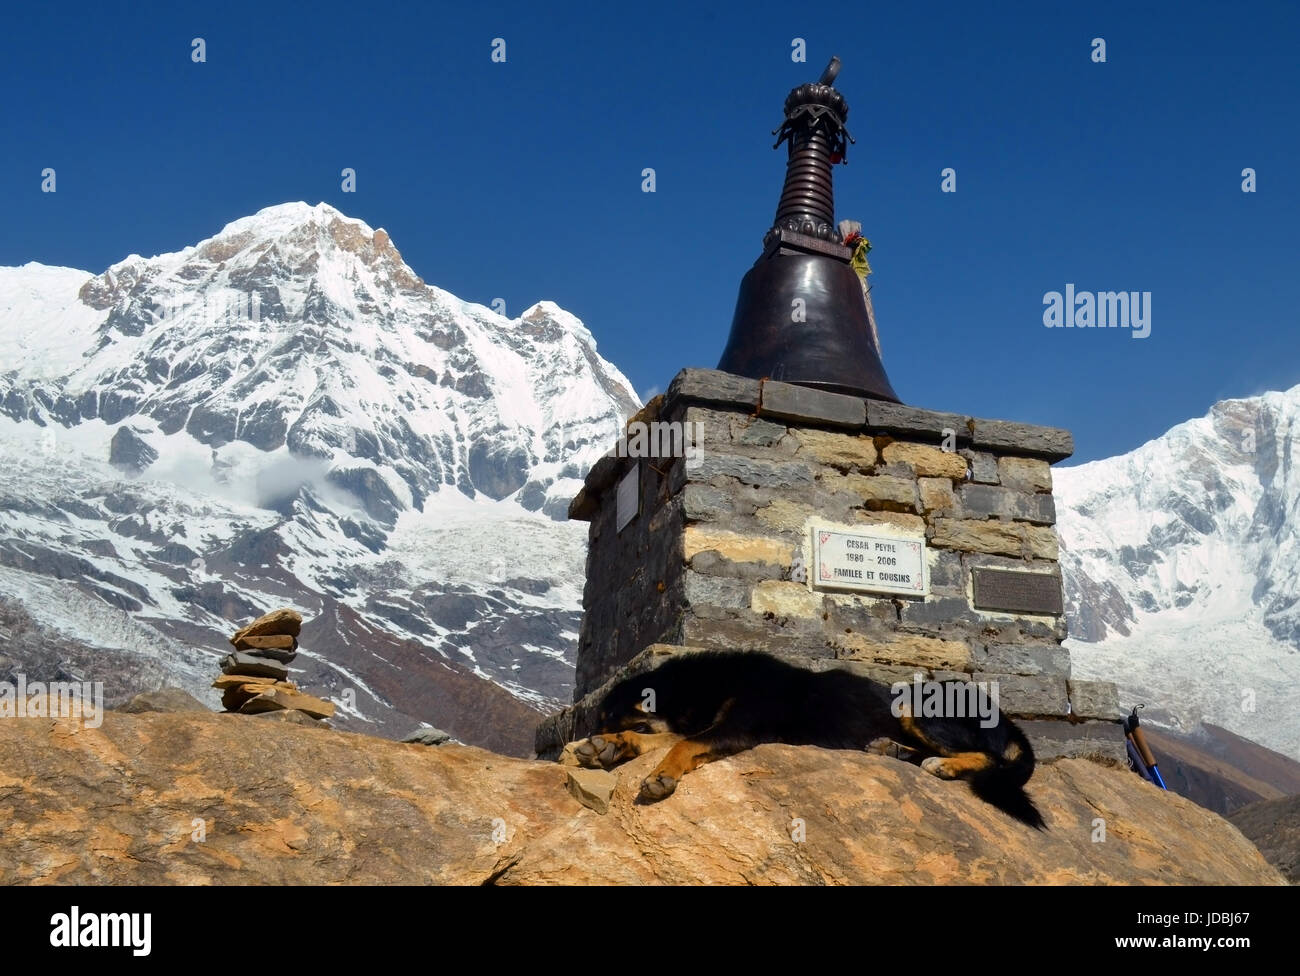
top-left (550, 368), bottom-right (1123, 763)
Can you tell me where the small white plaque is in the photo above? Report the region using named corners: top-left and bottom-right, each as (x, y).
top-left (615, 464), bottom-right (639, 532)
top-left (811, 525), bottom-right (928, 596)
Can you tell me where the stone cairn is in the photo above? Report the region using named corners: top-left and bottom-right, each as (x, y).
top-left (212, 609), bottom-right (335, 721)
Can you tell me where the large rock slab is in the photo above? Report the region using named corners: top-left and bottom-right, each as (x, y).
top-left (0, 709), bottom-right (1282, 885)
top-left (402, 727), bottom-right (452, 746)
top-left (117, 688), bottom-right (211, 714)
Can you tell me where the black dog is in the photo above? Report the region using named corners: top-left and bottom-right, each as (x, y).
top-left (572, 650), bottom-right (1044, 829)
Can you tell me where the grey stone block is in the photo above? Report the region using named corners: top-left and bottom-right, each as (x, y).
top-left (978, 642), bottom-right (1072, 678)
top-left (1025, 616), bottom-right (1070, 641)
top-left (961, 552), bottom-right (1061, 574)
top-left (665, 368), bottom-right (762, 411)
top-left (971, 613), bottom-right (1068, 643)
top-left (1027, 494), bottom-right (1057, 524)
top-left (957, 484), bottom-right (1056, 524)
top-left (681, 406), bottom-right (734, 451)
top-left (898, 596), bottom-right (981, 629)
top-left (927, 548), bottom-right (965, 594)
top-left (688, 549), bottom-right (785, 580)
top-left (681, 612), bottom-right (827, 657)
top-left (682, 484), bottom-right (734, 521)
top-left (1068, 680), bottom-right (1122, 720)
top-left (690, 453), bottom-right (817, 489)
top-left (825, 597), bottom-right (901, 633)
top-left (666, 456), bottom-right (689, 496)
top-left (961, 449), bottom-right (999, 484)
top-left (220, 652), bottom-right (289, 680)
top-left (969, 418), bottom-right (1074, 462)
top-left (975, 673), bottom-right (1070, 717)
top-left (758, 381), bottom-right (866, 429)
top-left (731, 416), bottom-right (790, 447)
top-left (402, 727), bottom-right (452, 746)
top-left (866, 400), bottom-right (972, 442)
top-left (874, 462), bottom-right (920, 479)
top-left (683, 571), bottom-right (752, 610)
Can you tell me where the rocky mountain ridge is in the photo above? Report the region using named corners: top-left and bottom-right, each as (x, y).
top-left (0, 203), bottom-right (638, 739)
top-left (1058, 388), bottom-right (1300, 759)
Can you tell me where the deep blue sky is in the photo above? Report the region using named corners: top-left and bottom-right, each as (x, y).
top-left (3, 0), bottom-right (1297, 463)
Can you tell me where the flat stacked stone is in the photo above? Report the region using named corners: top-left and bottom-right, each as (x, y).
top-left (213, 609), bottom-right (335, 721)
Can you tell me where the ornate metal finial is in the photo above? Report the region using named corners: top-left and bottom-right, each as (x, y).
top-left (765, 57), bottom-right (857, 246)
top-left (715, 56), bottom-right (901, 403)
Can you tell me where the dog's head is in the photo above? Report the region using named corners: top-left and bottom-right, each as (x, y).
top-left (593, 674), bottom-right (671, 735)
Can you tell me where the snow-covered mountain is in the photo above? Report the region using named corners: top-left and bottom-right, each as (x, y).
top-left (0, 202), bottom-right (638, 750)
top-left (5, 202), bottom-right (1296, 763)
top-left (1058, 390), bottom-right (1300, 760)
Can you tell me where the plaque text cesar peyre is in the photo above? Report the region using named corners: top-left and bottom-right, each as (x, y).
top-left (811, 526), bottom-right (928, 597)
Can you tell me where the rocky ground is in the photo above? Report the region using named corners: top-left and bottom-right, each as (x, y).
top-left (0, 702), bottom-right (1284, 885)
top-left (1230, 795), bottom-right (1300, 884)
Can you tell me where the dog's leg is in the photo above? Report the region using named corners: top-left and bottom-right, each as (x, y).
top-left (637, 735), bottom-right (750, 802)
top-left (898, 713), bottom-right (998, 779)
top-left (572, 731), bottom-right (680, 769)
top-left (920, 753), bottom-right (994, 779)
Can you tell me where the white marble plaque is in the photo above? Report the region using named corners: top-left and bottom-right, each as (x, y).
top-left (616, 464), bottom-right (639, 532)
top-left (811, 525), bottom-right (928, 596)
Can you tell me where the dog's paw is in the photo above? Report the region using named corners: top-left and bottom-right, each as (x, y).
top-left (637, 772), bottom-right (678, 803)
top-left (921, 756), bottom-right (959, 780)
top-left (573, 735), bottom-right (623, 769)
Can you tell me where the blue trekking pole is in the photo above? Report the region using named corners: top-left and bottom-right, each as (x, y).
top-left (1124, 704), bottom-right (1167, 790)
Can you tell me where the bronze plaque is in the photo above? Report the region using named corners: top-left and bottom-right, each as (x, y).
top-left (971, 568), bottom-right (1063, 615)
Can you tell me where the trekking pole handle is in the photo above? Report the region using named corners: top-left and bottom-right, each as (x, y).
top-left (1125, 705), bottom-right (1167, 789)
top-left (1129, 724), bottom-right (1158, 770)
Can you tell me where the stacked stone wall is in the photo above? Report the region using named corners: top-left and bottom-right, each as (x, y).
top-left (565, 369), bottom-right (1122, 760)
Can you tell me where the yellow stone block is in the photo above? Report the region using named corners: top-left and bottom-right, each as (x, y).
top-left (881, 442), bottom-right (968, 479)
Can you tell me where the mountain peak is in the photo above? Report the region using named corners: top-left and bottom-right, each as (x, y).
top-left (1058, 383), bottom-right (1300, 760)
top-left (202, 200), bottom-right (405, 271)
top-left (216, 201), bottom-right (368, 241)
top-left (0, 199), bottom-right (640, 728)
top-left (1, 198), bottom-right (639, 520)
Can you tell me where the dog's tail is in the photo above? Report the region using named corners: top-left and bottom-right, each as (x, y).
top-left (969, 728), bottom-right (1045, 830)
